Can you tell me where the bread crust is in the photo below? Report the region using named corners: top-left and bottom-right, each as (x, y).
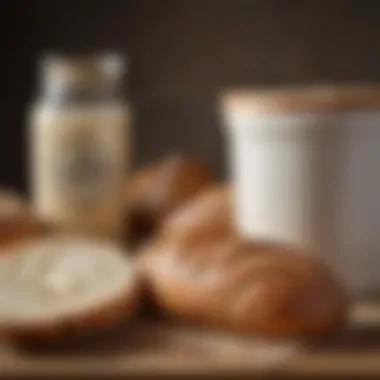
top-left (139, 237), bottom-right (349, 337)
top-left (0, 189), bottom-right (50, 251)
top-left (158, 184), bottom-right (233, 241)
top-left (128, 155), bottom-right (214, 243)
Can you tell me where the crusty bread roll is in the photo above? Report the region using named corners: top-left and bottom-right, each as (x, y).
top-left (0, 188), bottom-right (25, 213)
top-left (0, 238), bottom-right (140, 343)
top-left (128, 155), bottom-right (214, 243)
top-left (139, 237), bottom-right (348, 337)
top-left (159, 184), bottom-right (233, 241)
top-left (0, 188), bottom-right (48, 250)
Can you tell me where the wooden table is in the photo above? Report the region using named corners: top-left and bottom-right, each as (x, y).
top-left (1, 301), bottom-right (380, 379)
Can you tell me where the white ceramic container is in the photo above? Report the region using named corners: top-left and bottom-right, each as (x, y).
top-left (221, 86), bottom-right (380, 295)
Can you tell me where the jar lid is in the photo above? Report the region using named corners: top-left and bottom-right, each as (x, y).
top-left (221, 85), bottom-right (380, 115)
top-left (40, 53), bottom-right (127, 95)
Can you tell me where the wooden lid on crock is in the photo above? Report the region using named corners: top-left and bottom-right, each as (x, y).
top-left (221, 85), bottom-right (380, 115)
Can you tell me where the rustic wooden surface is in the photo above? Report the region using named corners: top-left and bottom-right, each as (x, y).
top-left (1, 301), bottom-right (380, 379)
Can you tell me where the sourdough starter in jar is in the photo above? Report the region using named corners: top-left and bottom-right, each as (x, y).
top-left (29, 54), bottom-right (130, 241)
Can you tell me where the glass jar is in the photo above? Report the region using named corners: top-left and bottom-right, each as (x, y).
top-left (29, 53), bottom-right (130, 242)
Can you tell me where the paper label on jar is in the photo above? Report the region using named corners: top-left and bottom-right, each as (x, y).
top-left (30, 105), bottom-right (128, 237)
top-left (53, 126), bottom-right (117, 207)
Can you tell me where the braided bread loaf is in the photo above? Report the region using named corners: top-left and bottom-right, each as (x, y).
top-left (140, 237), bottom-right (348, 337)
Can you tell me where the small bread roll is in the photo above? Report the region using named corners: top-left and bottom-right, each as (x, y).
top-left (0, 238), bottom-right (140, 343)
top-left (0, 189), bottom-right (48, 250)
top-left (0, 188), bottom-right (25, 214)
top-left (159, 184), bottom-right (233, 241)
top-left (128, 155), bottom-right (213, 243)
top-left (140, 237), bottom-right (348, 337)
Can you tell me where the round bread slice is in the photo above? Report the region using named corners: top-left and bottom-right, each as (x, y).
top-left (0, 237), bottom-right (140, 343)
top-left (139, 237), bottom-right (349, 337)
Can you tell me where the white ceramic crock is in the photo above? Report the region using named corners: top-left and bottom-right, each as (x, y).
top-left (221, 86), bottom-right (380, 295)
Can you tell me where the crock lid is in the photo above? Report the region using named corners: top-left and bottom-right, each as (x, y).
top-left (221, 85), bottom-right (380, 115)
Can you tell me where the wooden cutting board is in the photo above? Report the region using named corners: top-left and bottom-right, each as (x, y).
top-left (1, 301), bottom-right (380, 379)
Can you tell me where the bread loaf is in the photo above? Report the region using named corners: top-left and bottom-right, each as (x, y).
top-left (128, 155), bottom-right (213, 243)
top-left (159, 184), bottom-right (233, 241)
top-left (0, 238), bottom-right (140, 343)
top-left (140, 237), bottom-right (348, 337)
top-left (0, 189), bottom-right (48, 250)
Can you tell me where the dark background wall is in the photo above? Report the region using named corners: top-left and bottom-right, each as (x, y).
top-left (2, 0), bottom-right (380, 192)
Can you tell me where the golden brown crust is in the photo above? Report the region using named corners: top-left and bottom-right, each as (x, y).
top-left (139, 237), bottom-right (349, 337)
top-left (128, 155), bottom-right (214, 243)
top-left (0, 189), bottom-right (50, 251)
top-left (158, 184), bottom-right (233, 242)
